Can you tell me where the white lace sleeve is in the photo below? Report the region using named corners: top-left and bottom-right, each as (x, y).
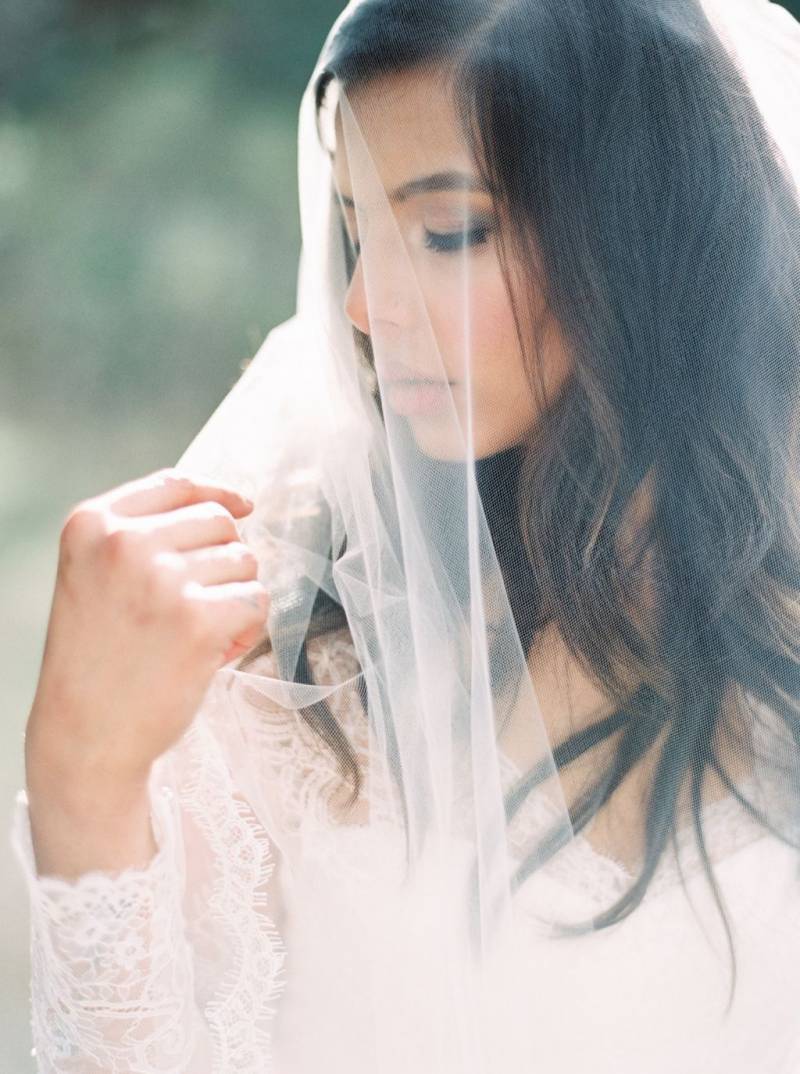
top-left (10, 718), bottom-right (287, 1074)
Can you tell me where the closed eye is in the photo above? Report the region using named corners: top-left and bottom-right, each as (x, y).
top-left (344, 222), bottom-right (493, 260)
top-left (424, 223), bottom-right (493, 253)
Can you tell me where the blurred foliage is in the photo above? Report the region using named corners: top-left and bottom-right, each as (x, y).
top-left (1, 0), bottom-right (347, 111)
top-left (0, 0), bottom-right (345, 440)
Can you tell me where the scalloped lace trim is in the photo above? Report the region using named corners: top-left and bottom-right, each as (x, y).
top-left (177, 713), bottom-right (287, 1072)
top-left (12, 729), bottom-right (287, 1074)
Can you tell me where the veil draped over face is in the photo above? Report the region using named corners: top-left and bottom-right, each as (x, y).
top-left (171, 0), bottom-right (800, 1068)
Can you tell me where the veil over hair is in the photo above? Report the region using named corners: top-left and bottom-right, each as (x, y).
top-left (173, 0), bottom-right (800, 1068)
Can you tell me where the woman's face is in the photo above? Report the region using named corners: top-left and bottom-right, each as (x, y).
top-left (332, 65), bottom-right (571, 461)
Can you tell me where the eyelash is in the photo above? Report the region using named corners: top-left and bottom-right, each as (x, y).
top-left (423, 223), bottom-right (493, 253)
top-left (349, 223), bottom-right (493, 258)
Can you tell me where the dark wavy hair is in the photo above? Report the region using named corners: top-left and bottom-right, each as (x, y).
top-left (239, 0), bottom-right (800, 1010)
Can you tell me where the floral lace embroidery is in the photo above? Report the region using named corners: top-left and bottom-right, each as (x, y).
top-left (498, 750), bottom-right (770, 909)
top-left (234, 628), bottom-right (398, 836)
top-left (11, 782), bottom-right (201, 1074)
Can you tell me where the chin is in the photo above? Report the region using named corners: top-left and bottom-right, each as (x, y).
top-left (407, 419), bottom-right (521, 463)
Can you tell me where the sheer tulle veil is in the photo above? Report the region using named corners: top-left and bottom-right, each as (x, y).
top-left (169, 0), bottom-right (800, 1067)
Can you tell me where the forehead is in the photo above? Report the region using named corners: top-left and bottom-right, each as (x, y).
top-left (331, 67), bottom-right (476, 193)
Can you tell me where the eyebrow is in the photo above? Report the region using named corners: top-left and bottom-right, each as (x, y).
top-left (336, 169), bottom-right (491, 208)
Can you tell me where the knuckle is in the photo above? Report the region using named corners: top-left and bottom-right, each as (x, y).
top-left (60, 503), bottom-right (104, 549)
top-left (145, 552), bottom-right (186, 602)
top-left (235, 544), bottom-right (259, 570)
top-left (205, 502), bottom-right (238, 539)
top-left (154, 548), bottom-right (187, 576)
top-left (102, 525), bottom-right (149, 565)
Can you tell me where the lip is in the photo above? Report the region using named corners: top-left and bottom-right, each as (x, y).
top-left (384, 379), bottom-right (454, 416)
top-left (382, 360), bottom-right (454, 385)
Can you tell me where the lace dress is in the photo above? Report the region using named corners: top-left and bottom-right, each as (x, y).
top-left (10, 626), bottom-right (800, 1073)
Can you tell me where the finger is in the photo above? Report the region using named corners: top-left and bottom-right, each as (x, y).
top-left (219, 634), bottom-right (265, 667)
top-left (191, 579), bottom-right (271, 643)
top-left (103, 468), bottom-right (253, 520)
top-left (182, 542), bottom-right (260, 586)
top-left (127, 501), bottom-right (243, 552)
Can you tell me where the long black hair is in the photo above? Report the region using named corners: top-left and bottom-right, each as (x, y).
top-left (240, 0), bottom-right (800, 1010)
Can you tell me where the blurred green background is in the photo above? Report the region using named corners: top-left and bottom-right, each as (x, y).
top-left (1, 1), bottom-right (798, 1069)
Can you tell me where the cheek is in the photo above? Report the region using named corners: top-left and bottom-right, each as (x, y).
top-left (469, 284), bottom-right (529, 392)
top-left (424, 266), bottom-right (524, 382)
top-left (461, 270), bottom-right (572, 409)
top-left (422, 263), bottom-right (572, 454)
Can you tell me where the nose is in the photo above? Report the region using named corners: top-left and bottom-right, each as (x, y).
top-left (343, 243), bottom-right (414, 337)
top-left (344, 257), bottom-right (371, 336)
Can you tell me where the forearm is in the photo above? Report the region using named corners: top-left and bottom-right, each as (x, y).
top-left (24, 718), bottom-right (158, 880)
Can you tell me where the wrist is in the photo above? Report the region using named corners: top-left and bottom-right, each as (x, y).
top-left (24, 750), bottom-right (158, 880)
top-left (25, 707), bottom-right (152, 801)
top-left (25, 734), bottom-right (152, 818)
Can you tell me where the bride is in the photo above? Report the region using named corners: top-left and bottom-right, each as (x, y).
top-left (12, 0), bottom-right (800, 1071)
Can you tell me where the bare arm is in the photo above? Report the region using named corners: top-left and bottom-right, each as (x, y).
top-left (22, 466), bottom-right (268, 882)
top-left (12, 467), bottom-right (276, 1072)
top-left (24, 750), bottom-right (157, 880)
